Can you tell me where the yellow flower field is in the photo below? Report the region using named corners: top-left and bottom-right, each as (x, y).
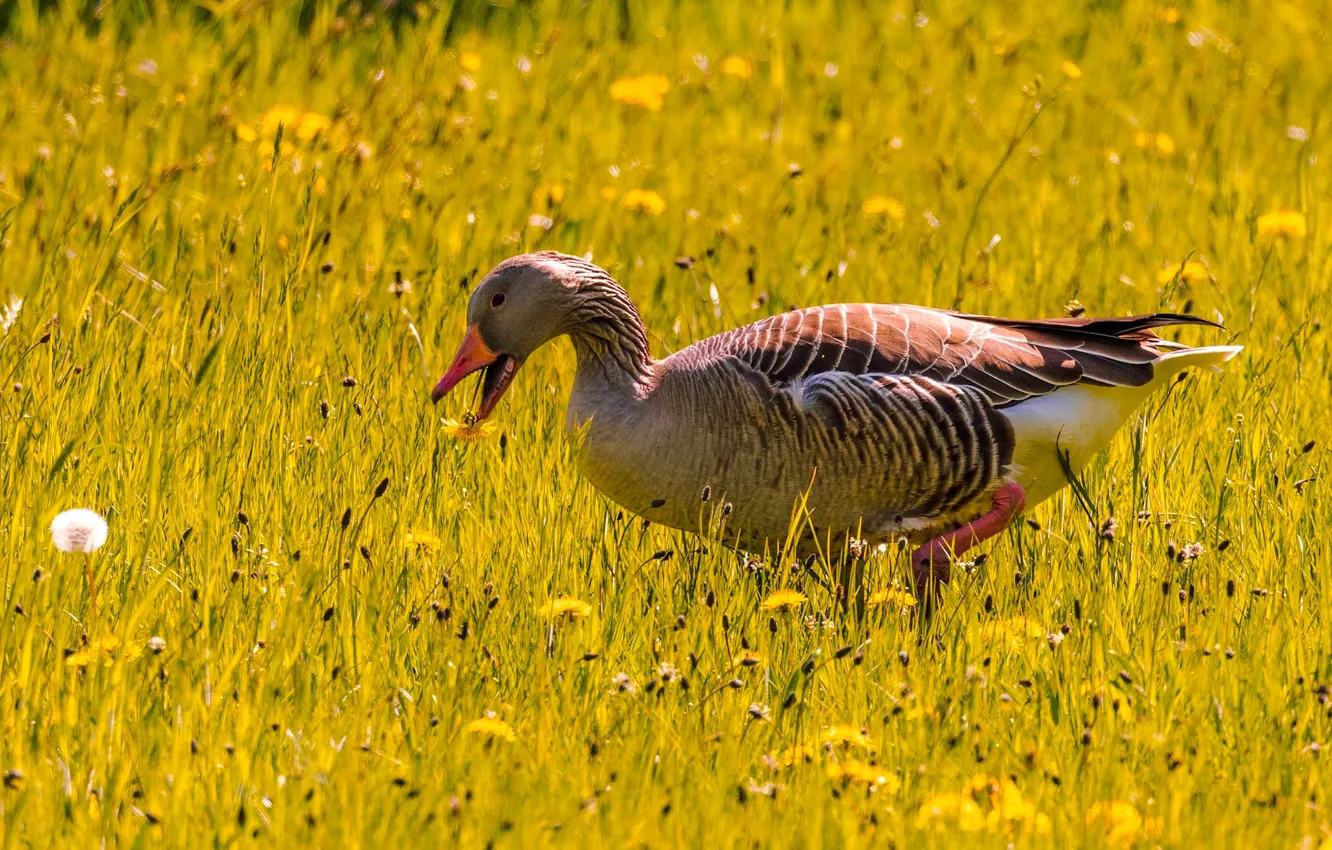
top-left (0, 0), bottom-right (1327, 845)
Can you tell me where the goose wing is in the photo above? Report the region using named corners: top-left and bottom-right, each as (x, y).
top-left (695, 303), bottom-right (1219, 408)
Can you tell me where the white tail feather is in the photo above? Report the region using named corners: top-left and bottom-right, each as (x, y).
top-left (1154, 345), bottom-right (1244, 377)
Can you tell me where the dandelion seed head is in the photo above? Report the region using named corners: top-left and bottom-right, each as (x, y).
top-left (50, 508), bottom-right (108, 553)
top-left (610, 672), bottom-right (636, 694)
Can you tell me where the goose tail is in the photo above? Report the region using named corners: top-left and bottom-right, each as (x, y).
top-left (1153, 344), bottom-right (1244, 377)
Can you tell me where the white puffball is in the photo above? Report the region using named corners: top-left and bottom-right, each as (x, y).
top-left (50, 509), bottom-right (108, 554)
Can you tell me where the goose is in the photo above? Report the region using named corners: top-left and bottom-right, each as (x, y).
top-left (432, 252), bottom-right (1241, 592)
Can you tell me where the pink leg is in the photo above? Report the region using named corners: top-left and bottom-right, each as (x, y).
top-left (912, 481), bottom-right (1027, 594)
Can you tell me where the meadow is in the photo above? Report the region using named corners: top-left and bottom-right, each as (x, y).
top-left (0, 0), bottom-right (1328, 845)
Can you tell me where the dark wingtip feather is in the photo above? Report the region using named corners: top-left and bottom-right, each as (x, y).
top-left (954, 311), bottom-right (1225, 338)
top-left (1117, 312), bottom-right (1226, 333)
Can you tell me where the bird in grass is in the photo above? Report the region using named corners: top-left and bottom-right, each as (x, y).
top-left (432, 252), bottom-right (1241, 593)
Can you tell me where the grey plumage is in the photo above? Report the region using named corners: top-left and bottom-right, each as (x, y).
top-left (439, 252), bottom-right (1241, 559)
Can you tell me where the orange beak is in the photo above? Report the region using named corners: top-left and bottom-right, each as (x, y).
top-left (431, 324), bottom-right (521, 420)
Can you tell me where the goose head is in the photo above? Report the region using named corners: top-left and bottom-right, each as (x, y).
top-left (430, 253), bottom-right (584, 419)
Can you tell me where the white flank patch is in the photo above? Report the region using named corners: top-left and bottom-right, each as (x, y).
top-left (1004, 384), bottom-right (1154, 507)
top-left (1004, 344), bottom-right (1242, 507)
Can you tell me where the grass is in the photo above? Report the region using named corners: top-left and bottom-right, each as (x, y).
top-left (0, 0), bottom-right (1328, 845)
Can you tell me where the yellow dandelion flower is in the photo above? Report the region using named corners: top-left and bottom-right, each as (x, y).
top-left (987, 778), bottom-right (1046, 831)
top-left (313, 175), bottom-right (328, 196)
top-left (544, 183), bottom-right (565, 204)
top-left (405, 529), bottom-right (442, 550)
top-left (89, 635), bottom-right (120, 652)
top-left (975, 616), bottom-right (1046, 650)
top-left (960, 775), bottom-right (1051, 834)
top-left (600, 186), bottom-right (619, 202)
top-left (295, 111), bottom-right (332, 141)
top-left (440, 418), bottom-right (497, 442)
top-left (1157, 261), bottom-right (1209, 284)
top-left (465, 716), bottom-right (516, 742)
top-left (459, 52), bottom-right (482, 73)
top-left (821, 725), bottom-right (874, 749)
top-left (622, 189), bottom-right (666, 215)
top-left (720, 56), bottom-right (753, 79)
top-left (769, 745), bottom-right (815, 767)
top-left (1257, 209), bottom-right (1306, 239)
top-left (760, 588), bottom-right (807, 612)
top-left (64, 649), bottom-right (97, 668)
top-left (538, 596), bottom-right (593, 620)
top-left (916, 792), bottom-right (988, 832)
top-left (609, 74), bottom-right (671, 110)
top-left (1157, 6), bottom-right (1180, 23)
top-left (868, 587), bottom-right (916, 608)
top-left (259, 104), bottom-right (303, 137)
top-left (861, 196), bottom-right (906, 221)
top-left (919, 776), bottom-right (1050, 834)
top-left (825, 759), bottom-right (900, 790)
top-left (234, 123), bottom-right (258, 143)
top-left (1061, 60), bottom-right (1083, 79)
top-left (65, 635), bottom-right (143, 668)
top-left (1087, 801), bottom-right (1163, 845)
top-left (1136, 131), bottom-right (1175, 155)
top-left (903, 705), bottom-right (938, 721)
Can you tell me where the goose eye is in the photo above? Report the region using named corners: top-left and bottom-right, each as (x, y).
top-left (490, 293), bottom-right (506, 309)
